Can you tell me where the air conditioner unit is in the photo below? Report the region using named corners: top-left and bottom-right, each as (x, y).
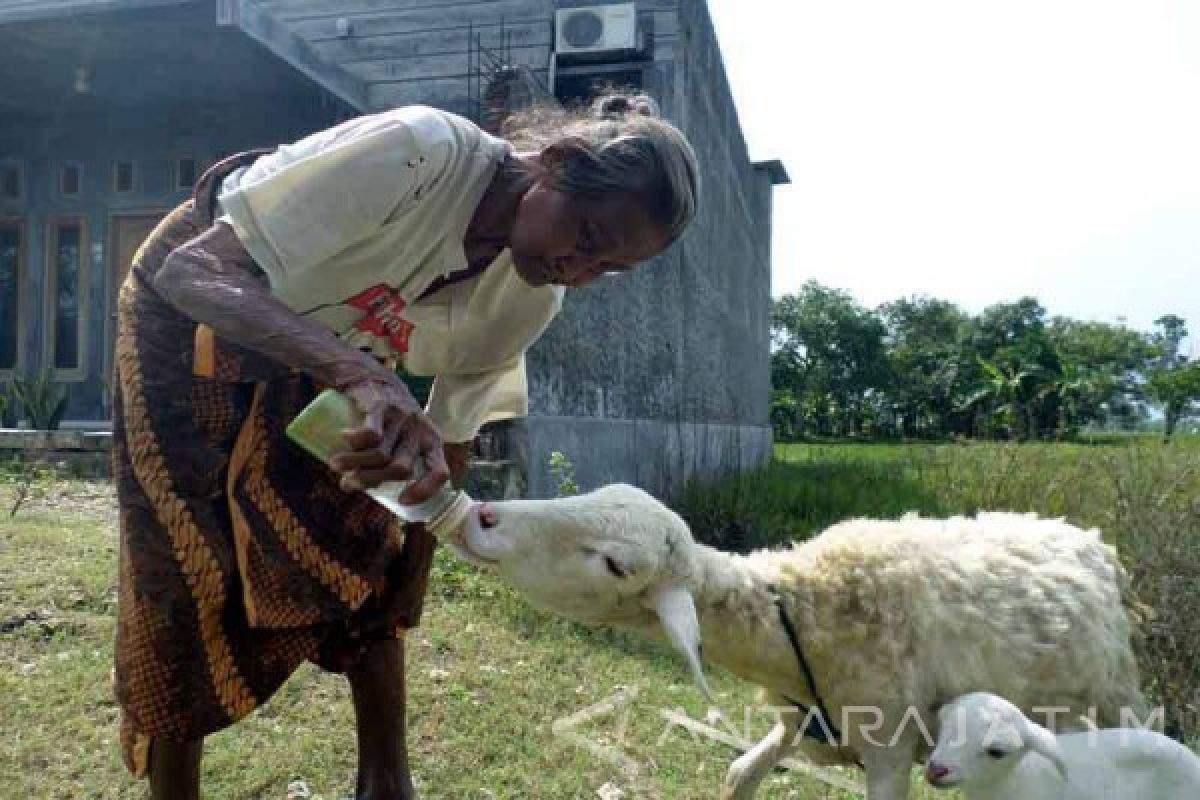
top-left (555, 3), bottom-right (640, 57)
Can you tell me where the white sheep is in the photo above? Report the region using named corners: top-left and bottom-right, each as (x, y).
top-left (926, 692), bottom-right (1199, 799)
top-left (449, 484), bottom-right (1146, 800)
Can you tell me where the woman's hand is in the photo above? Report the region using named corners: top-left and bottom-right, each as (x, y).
top-left (330, 377), bottom-right (451, 504)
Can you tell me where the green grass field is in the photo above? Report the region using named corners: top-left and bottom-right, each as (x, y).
top-left (2, 439), bottom-right (1197, 798)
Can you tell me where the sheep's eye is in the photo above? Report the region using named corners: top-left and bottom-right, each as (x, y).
top-left (603, 556), bottom-right (628, 578)
top-left (985, 747), bottom-right (1010, 759)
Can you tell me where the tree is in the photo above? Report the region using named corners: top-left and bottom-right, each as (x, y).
top-left (965, 299), bottom-right (1062, 438)
top-left (769, 389), bottom-right (800, 441)
top-left (1151, 314), bottom-right (1189, 368)
top-left (1046, 318), bottom-right (1154, 431)
top-left (1145, 363), bottom-right (1200, 439)
top-left (879, 296), bottom-right (973, 437)
top-left (771, 282), bottom-right (890, 438)
top-left (958, 357), bottom-right (1056, 440)
top-left (1144, 316), bottom-right (1199, 439)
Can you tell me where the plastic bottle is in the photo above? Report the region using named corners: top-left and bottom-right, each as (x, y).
top-left (285, 388), bottom-right (473, 538)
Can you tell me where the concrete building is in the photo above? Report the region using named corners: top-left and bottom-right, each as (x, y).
top-left (0, 0), bottom-right (787, 497)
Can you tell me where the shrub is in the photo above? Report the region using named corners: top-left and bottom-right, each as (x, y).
top-left (12, 371), bottom-right (68, 431)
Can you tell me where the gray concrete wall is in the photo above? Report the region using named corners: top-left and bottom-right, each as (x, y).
top-left (521, 0), bottom-right (775, 497)
top-left (522, 416), bottom-right (772, 499)
top-left (259, 0), bottom-right (553, 115)
top-left (266, 0), bottom-right (683, 114)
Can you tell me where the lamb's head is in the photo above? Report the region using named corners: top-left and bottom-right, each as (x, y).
top-left (451, 483), bottom-right (710, 696)
top-left (926, 692), bottom-right (1068, 791)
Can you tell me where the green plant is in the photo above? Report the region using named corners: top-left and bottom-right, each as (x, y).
top-left (4, 456), bottom-right (60, 517)
top-left (548, 450), bottom-right (579, 497)
top-left (12, 370), bottom-right (68, 431)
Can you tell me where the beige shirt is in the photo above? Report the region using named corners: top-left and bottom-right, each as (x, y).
top-left (217, 106), bottom-right (564, 442)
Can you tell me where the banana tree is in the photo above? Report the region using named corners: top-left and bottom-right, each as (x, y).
top-left (958, 357), bottom-right (1055, 439)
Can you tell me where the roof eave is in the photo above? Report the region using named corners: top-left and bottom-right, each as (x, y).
top-left (0, 0), bottom-right (193, 26)
top-left (752, 159), bottom-right (791, 186)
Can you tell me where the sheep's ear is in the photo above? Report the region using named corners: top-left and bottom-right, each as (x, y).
top-left (1018, 716), bottom-right (1068, 780)
top-left (648, 585), bottom-right (712, 701)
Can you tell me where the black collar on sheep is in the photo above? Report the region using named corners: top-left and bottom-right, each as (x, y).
top-left (772, 589), bottom-right (864, 769)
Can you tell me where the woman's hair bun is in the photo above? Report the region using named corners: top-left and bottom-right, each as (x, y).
top-left (592, 91), bottom-right (661, 120)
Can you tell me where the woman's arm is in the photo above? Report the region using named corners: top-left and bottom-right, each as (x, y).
top-left (154, 221), bottom-right (449, 502)
top-left (157, 221), bottom-right (386, 390)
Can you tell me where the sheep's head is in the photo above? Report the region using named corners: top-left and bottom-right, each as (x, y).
top-left (926, 692), bottom-right (1068, 790)
top-left (451, 484), bottom-right (710, 696)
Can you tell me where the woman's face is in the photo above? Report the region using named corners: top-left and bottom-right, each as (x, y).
top-left (509, 181), bottom-right (672, 288)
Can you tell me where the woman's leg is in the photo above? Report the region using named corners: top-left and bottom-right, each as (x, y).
top-left (347, 637), bottom-right (416, 800)
top-left (148, 738), bottom-right (204, 800)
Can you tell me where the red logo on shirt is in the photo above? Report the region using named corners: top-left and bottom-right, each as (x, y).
top-left (347, 284), bottom-right (415, 353)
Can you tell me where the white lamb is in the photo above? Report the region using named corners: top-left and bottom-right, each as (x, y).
top-left (926, 692), bottom-right (1200, 799)
top-left (450, 484), bottom-right (1146, 800)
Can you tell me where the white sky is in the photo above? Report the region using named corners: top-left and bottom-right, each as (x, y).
top-left (708, 0), bottom-right (1200, 352)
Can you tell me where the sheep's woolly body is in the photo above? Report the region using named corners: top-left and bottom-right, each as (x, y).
top-left (461, 485), bottom-right (1146, 798)
top-left (686, 512), bottom-right (1145, 766)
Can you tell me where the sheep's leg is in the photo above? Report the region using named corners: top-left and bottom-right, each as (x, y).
top-left (348, 638), bottom-right (417, 800)
top-left (719, 713), bottom-right (802, 800)
top-left (147, 737), bottom-right (203, 800)
top-left (859, 739), bottom-right (915, 800)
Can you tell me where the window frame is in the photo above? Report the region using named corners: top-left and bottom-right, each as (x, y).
top-left (174, 155), bottom-right (199, 192)
top-left (58, 162), bottom-right (84, 198)
top-left (0, 218), bottom-right (25, 378)
top-left (112, 159), bottom-right (137, 194)
top-left (0, 160), bottom-right (24, 203)
top-left (43, 215), bottom-right (90, 381)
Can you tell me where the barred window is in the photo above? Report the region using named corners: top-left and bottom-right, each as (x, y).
top-left (176, 157), bottom-right (197, 190)
top-left (113, 160), bottom-right (135, 193)
top-left (59, 164), bottom-right (82, 197)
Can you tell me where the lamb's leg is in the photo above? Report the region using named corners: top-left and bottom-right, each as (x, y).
top-left (860, 739), bottom-right (915, 800)
top-left (719, 710), bottom-right (802, 800)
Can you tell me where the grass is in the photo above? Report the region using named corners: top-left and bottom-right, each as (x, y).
top-left (2, 440), bottom-right (1198, 798)
top-left (0, 482), bottom-right (892, 799)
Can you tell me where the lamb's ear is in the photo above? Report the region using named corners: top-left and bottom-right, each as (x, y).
top-left (647, 585), bottom-right (712, 701)
top-left (1018, 715), bottom-right (1068, 780)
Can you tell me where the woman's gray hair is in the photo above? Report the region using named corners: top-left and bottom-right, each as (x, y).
top-left (503, 90), bottom-right (700, 243)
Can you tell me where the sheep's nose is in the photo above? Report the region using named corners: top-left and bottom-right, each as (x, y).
top-left (925, 762), bottom-right (951, 784)
top-left (474, 502), bottom-right (498, 529)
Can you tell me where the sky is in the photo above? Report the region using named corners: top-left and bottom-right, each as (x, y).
top-left (707, 0), bottom-right (1200, 353)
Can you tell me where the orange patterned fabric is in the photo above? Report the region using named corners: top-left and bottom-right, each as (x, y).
top-left (111, 153), bottom-right (436, 778)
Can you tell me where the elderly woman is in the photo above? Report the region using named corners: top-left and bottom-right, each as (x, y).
top-left (111, 92), bottom-right (698, 799)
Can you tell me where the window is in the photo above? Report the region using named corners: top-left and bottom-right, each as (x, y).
top-left (0, 222), bottom-right (21, 372)
top-left (1, 162), bottom-right (22, 201)
top-left (59, 163), bottom-right (82, 197)
top-left (46, 219), bottom-right (87, 377)
top-left (176, 157), bottom-right (197, 190)
top-left (113, 160), bottom-right (135, 193)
